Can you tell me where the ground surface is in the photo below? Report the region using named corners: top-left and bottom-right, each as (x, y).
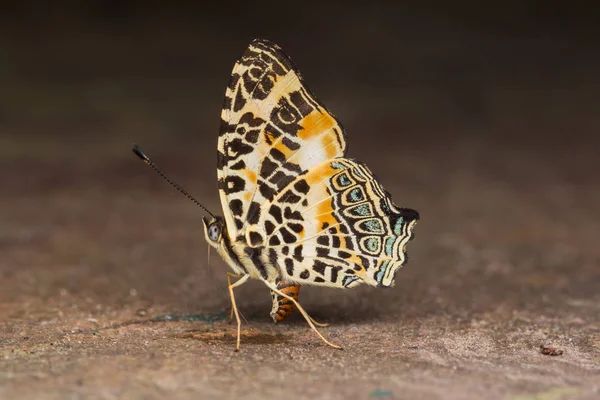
top-left (1, 7), bottom-right (599, 400)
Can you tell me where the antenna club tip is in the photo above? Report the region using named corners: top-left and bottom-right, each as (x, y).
top-left (132, 143), bottom-right (149, 161)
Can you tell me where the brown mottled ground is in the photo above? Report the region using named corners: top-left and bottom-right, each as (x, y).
top-left (1, 8), bottom-right (599, 400)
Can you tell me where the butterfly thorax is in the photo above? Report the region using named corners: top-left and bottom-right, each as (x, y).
top-left (227, 237), bottom-right (281, 281)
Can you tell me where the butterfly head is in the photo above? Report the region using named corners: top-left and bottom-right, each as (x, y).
top-left (202, 216), bottom-right (225, 249)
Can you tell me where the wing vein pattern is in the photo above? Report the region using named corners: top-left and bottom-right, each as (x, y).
top-left (217, 39), bottom-right (419, 290)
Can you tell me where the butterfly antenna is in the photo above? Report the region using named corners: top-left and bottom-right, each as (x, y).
top-left (132, 144), bottom-right (215, 218)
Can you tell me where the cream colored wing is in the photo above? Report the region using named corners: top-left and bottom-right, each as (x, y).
top-left (244, 158), bottom-right (420, 288)
top-left (217, 39), bottom-right (347, 240)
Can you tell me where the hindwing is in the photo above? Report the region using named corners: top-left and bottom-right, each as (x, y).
top-left (245, 158), bottom-right (419, 288)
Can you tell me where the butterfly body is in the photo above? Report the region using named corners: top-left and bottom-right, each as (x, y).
top-left (135, 39), bottom-right (419, 350)
top-left (207, 39), bottom-right (420, 346)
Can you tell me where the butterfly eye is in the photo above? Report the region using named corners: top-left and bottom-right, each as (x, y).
top-left (208, 223), bottom-right (221, 241)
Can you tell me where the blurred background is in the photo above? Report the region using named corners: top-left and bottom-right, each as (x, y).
top-left (2, 0), bottom-right (600, 319)
top-left (1, 2), bottom-right (599, 398)
top-left (2, 0), bottom-right (598, 297)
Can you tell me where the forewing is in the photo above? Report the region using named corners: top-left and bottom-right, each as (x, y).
top-left (217, 39), bottom-right (347, 239)
top-left (247, 158), bottom-right (419, 288)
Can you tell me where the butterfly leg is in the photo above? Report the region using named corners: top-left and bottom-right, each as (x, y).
top-left (306, 314), bottom-right (329, 328)
top-left (227, 272), bottom-right (244, 323)
top-left (263, 279), bottom-right (342, 350)
top-left (270, 280), bottom-right (329, 327)
top-left (228, 274), bottom-right (250, 352)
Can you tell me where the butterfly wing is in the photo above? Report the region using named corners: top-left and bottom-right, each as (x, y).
top-left (245, 158), bottom-right (420, 288)
top-left (217, 39), bottom-right (347, 239)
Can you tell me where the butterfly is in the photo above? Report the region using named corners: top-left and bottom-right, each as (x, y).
top-left (133, 39), bottom-right (419, 351)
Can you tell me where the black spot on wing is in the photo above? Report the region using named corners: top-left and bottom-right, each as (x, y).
top-left (294, 179), bottom-right (310, 194)
top-left (228, 138), bottom-right (254, 159)
top-left (288, 223), bottom-right (303, 233)
top-left (345, 238), bottom-right (354, 251)
top-left (263, 125), bottom-right (281, 145)
top-left (280, 190), bottom-right (301, 204)
top-left (317, 236), bottom-right (329, 246)
top-left (219, 176), bottom-right (246, 194)
top-left (282, 136), bottom-right (300, 151)
top-left (217, 150), bottom-right (226, 169)
top-left (282, 162), bottom-right (302, 174)
top-left (338, 250), bottom-right (351, 259)
top-left (222, 95), bottom-right (232, 111)
top-left (239, 112), bottom-right (265, 127)
top-left (293, 245), bottom-right (304, 262)
top-left (313, 260), bottom-right (326, 275)
top-left (280, 227), bottom-right (296, 244)
top-left (265, 220), bottom-right (275, 235)
top-left (246, 130), bottom-right (259, 144)
top-left (289, 90), bottom-right (314, 117)
top-left (233, 88), bottom-right (246, 112)
top-left (219, 119), bottom-right (236, 137)
top-left (330, 266), bottom-right (342, 283)
top-left (269, 171), bottom-right (291, 188)
top-left (230, 160), bottom-right (246, 170)
top-left (284, 258), bottom-right (294, 276)
top-left (227, 72), bottom-right (241, 90)
top-left (275, 174), bottom-right (295, 192)
top-left (235, 218), bottom-right (243, 231)
top-left (332, 235), bottom-right (341, 248)
top-left (269, 205), bottom-right (283, 224)
top-left (359, 256), bottom-right (371, 269)
top-left (240, 65), bottom-right (270, 99)
top-left (247, 201), bottom-right (261, 225)
top-left (249, 231), bottom-right (264, 247)
top-left (270, 148), bottom-right (286, 163)
top-left (316, 247), bottom-right (328, 257)
top-left (284, 207), bottom-right (303, 221)
top-left (260, 158), bottom-right (278, 179)
top-left (259, 182), bottom-right (276, 200)
top-left (229, 199), bottom-right (243, 217)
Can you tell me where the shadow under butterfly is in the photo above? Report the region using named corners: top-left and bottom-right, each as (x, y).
top-left (132, 39), bottom-right (420, 351)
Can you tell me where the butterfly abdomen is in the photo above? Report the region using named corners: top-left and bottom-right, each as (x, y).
top-left (270, 279), bottom-right (300, 323)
